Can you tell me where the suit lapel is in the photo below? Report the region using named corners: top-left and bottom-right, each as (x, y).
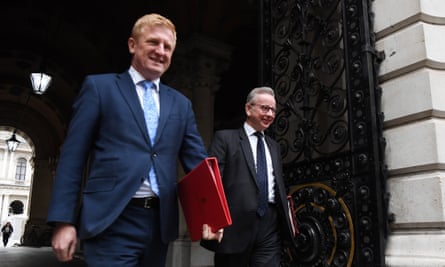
top-left (265, 135), bottom-right (286, 204)
top-left (154, 83), bottom-right (174, 144)
top-left (116, 72), bottom-right (151, 145)
top-left (239, 128), bottom-right (258, 186)
top-left (264, 135), bottom-right (279, 174)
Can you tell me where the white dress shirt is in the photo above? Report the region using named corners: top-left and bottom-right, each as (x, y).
top-left (244, 123), bottom-right (276, 203)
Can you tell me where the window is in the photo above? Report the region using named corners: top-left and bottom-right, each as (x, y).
top-left (15, 158), bottom-right (27, 182)
top-left (10, 200), bottom-right (24, 215)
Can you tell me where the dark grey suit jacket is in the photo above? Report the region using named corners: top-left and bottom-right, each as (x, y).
top-left (201, 128), bottom-right (293, 253)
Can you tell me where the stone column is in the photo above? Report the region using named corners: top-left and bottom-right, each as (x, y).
top-left (0, 148), bottom-right (7, 179)
top-left (21, 158), bottom-right (54, 246)
top-left (165, 35), bottom-right (232, 146)
top-left (374, 0), bottom-right (445, 266)
top-left (1, 194), bottom-right (10, 223)
top-left (163, 35), bottom-right (232, 267)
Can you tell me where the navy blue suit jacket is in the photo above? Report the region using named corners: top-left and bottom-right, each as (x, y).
top-left (47, 71), bottom-right (207, 243)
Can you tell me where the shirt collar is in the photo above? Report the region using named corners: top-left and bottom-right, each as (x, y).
top-left (128, 66), bottom-right (160, 92)
top-left (244, 122), bottom-right (263, 137)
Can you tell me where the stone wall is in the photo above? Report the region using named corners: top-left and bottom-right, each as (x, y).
top-left (374, 0), bottom-right (445, 266)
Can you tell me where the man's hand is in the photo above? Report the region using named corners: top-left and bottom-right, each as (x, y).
top-left (202, 224), bottom-right (224, 243)
top-left (51, 223), bottom-right (77, 262)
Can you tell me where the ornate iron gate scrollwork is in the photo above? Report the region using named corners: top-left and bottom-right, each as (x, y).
top-left (260, 0), bottom-right (388, 266)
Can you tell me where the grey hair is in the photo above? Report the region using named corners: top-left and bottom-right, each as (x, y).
top-left (246, 86), bottom-right (275, 104)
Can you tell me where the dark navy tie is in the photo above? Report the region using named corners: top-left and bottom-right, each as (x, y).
top-left (255, 131), bottom-right (268, 216)
top-left (142, 80), bottom-right (159, 195)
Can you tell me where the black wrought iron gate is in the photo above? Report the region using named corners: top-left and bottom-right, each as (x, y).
top-left (260, 0), bottom-right (389, 266)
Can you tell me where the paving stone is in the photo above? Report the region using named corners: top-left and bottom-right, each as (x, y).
top-left (0, 246), bottom-right (86, 267)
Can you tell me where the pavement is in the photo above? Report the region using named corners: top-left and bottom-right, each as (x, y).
top-left (0, 246), bottom-right (86, 267)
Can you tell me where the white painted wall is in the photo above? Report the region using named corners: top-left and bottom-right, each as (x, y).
top-left (374, 0), bottom-right (445, 266)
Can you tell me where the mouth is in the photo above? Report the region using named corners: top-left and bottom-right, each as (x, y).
top-left (261, 118), bottom-right (273, 125)
top-left (149, 55), bottom-right (164, 64)
top-left (150, 58), bottom-right (162, 65)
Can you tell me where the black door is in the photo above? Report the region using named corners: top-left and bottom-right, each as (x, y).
top-left (260, 0), bottom-right (390, 266)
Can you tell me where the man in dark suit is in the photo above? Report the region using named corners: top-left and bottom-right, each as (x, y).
top-left (47, 13), bottom-right (221, 267)
top-left (201, 87), bottom-right (294, 267)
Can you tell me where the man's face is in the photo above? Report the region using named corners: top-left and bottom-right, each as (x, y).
top-left (245, 93), bottom-right (276, 132)
top-left (128, 24), bottom-right (176, 80)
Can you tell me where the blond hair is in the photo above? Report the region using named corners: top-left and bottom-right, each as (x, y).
top-left (131, 13), bottom-right (177, 45)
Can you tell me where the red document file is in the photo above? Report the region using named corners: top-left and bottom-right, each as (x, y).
top-left (178, 157), bottom-right (232, 241)
top-left (287, 195), bottom-right (299, 237)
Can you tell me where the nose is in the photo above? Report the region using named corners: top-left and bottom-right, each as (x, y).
top-left (154, 44), bottom-right (165, 54)
top-left (265, 108), bottom-right (275, 116)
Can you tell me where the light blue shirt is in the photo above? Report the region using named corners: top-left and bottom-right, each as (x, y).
top-left (129, 66), bottom-right (160, 198)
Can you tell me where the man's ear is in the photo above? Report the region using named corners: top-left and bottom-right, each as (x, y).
top-left (245, 103), bottom-right (252, 116)
top-left (128, 37), bottom-right (136, 54)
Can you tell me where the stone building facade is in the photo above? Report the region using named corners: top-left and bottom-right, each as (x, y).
top-left (0, 130), bottom-right (33, 247)
top-left (375, 0), bottom-right (445, 266)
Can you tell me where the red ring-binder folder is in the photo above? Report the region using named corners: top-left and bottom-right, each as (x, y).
top-left (178, 157), bottom-right (232, 241)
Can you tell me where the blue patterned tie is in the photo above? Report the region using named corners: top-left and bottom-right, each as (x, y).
top-left (142, 80), bottom-right (159, 195)
top-left (255, 131), bottom-right (268, 216)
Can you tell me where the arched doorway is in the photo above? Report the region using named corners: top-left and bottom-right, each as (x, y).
top-left (0, 130), bottom-right (34, 247)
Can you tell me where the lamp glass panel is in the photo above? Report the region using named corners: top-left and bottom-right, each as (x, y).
top-left (30, 72), bottom-right (52, 94)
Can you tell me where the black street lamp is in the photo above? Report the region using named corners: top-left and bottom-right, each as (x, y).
top-left (30, 72), bottom-right (52, 95)
top-left (6, 131), bottom-right (20, 152)
top-left (6, 72), bottom-right (52, 152)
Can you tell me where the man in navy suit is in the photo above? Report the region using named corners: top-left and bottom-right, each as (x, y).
top-left (201, 87), bottom-right (295, 267)
top-left (47, 13), bottom-right (221, 266)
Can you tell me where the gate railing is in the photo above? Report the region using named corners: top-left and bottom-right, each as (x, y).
top-left (260, 0), bottom-right (389, 266)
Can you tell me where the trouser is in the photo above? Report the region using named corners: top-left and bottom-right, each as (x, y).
top-left (214, 204), bottom-right (281, 267)
top-left (3, 233), bottom-right (11, 247)
top-left (83, 202), bottom-right (168, 267)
